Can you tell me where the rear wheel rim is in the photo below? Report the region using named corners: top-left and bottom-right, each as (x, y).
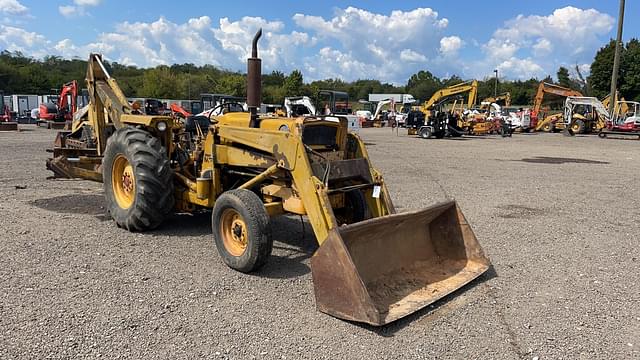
top-left (112, 154), bottom-right (135, 209)
top-left (220, 209), bottom-right (248, 256)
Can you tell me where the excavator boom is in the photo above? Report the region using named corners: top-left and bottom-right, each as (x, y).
top-left (58, 80), bottom-right (78, 115)
top-left (422, 80), bottom-right (478, 113)
top-left (482, 92), bottom-right (511, 107)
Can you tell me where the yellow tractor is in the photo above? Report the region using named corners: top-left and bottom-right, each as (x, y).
top-left (46, 30), bottom-right (490, 326)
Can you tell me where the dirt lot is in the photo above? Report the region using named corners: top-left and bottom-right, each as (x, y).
top-left (1, 125), bottom-right (638, 359)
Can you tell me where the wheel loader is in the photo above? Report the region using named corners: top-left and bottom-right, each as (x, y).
top-left (46, 30), bottom-right (490, 326)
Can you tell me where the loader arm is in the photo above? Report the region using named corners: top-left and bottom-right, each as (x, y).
top-left (215, 121), bottom-right (394, 245)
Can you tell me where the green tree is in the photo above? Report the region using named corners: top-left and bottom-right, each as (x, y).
top-left (263, 70), bottom-right (285, 87)
top-left (283, 70), bottom-right (304, 96)
top-left (216, 73), bottom-right (245, 97)
top-left (405, 70), bottom-right (441, 101)
top-left (588, 40), bottom-right (619, 99)
top-left (557, 66), bottom-right (571, 88)
top-left (621, 38), bottom-right (640, 101)
top-left (141, 66), bottom-right (177, 98)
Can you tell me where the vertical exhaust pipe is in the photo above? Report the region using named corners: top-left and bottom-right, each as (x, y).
top-left (247, 29), bottom-right (262, 128)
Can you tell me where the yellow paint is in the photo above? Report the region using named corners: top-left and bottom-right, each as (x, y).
top-left (111, 154), bottom-right (135, 209)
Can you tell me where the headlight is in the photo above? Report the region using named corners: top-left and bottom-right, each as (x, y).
top-left (278, 124), bottom-right (289, 132)
top-left (157, 121), bottom-right (167, 131)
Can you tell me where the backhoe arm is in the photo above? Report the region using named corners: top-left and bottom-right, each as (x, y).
top-left (532, 82), bottom-right (583, 114)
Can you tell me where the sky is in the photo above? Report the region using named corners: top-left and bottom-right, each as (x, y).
top-left (0, 0), bottom-right (637, 84)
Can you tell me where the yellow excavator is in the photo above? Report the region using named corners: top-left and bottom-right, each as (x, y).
top-left (601, 92), bottom-right (628, 115)
top-left (420, 80), bottom-right (478, 116)
top-left (45, 30), bottom-right (489, 326)
top-left (480, 92), bottom-right (511, 109)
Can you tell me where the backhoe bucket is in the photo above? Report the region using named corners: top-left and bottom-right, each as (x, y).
top-left (310, 200), bottom-right (490, 326)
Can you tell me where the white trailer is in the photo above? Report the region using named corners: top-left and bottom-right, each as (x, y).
top-left (10, 95), bottom-right (39, 119)
top-left (368, 94), bottom-right (416, 104)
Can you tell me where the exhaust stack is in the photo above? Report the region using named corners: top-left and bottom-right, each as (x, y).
top-left (247, 29), bottom-right (262, 128)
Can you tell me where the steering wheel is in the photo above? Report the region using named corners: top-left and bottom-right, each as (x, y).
top-left (207, 102), bottom-right (246, 122)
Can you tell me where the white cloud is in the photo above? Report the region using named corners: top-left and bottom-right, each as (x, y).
top-left (0, 6), bottom-right (459, 83)
top-left (473, 6), bottom-right (614, 79)
top-left (57, 0), bottom-right (100, 18)
top-left (439, 36), bottom-right (462, 56)
top-left (0, 6), bottom-right (617, 84)
top-left (0, 24), bottom-right (48, 57)
top-left (54, 38), bottom-right (77, 53)
top-left (58, 5), bottom-right (80, 17)
top-left (45, 15), bottom-right (315, 72)
top-left (497, 58), bottom-right (544, 80)
top-left (576, 63), bottom-right (591, 77)
top-left (74, 0), bottom-right (101, 5)
top-left (532, 38), bottom-right (552, 56)
top-left (293, 7), bottom-right (454, 82)
top-left (400, 49), bottom-right (427, 62)
top-left (0, 0), bottom-right (27, 15)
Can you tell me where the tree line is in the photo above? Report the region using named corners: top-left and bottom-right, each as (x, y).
top-left (1, 38), bottom-right (638, 107)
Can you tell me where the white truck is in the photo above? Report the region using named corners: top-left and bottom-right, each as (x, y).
top-left (368, 94), bottom-right (416, 104)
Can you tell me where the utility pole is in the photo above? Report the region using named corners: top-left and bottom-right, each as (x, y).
top-left (609, 0), bottom-right (625, 116)
top-left (493, 69), bottom-right (498, 98)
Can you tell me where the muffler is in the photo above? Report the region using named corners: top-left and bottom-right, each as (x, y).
top-left (310, 200), bottom-right (490, 326)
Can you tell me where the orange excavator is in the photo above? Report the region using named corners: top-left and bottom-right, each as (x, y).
top-left (170, 103), bottom-right (192, 118)
top-left (531, 82), bottom-right (583, 132)
top-left (38, 80), bottom-right (78, 129)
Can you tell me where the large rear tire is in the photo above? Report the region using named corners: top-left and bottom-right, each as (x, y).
top-left (212, 189), bottom-right (273, 273)
top-left (103, 127), bottom-right (174, 231)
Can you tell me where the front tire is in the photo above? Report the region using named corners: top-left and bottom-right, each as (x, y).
top-left (103, 127), bottom-right (174, 231)
top-left (212, 189), bottom-right (272, 273)
top-left (572, 119), bottom-right (585, 134)
top-left (419, 127), bottom-right (432, 139)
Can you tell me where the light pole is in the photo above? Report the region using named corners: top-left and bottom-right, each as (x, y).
top-left (493, 69), bottom-right (498, 98)
top-left (609, 0), bottom-right (625, 116)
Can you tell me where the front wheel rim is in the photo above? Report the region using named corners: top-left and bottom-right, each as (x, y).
top-left (220, 209), bottom-right (248, 256)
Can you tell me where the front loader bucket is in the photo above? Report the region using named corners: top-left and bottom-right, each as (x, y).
top-left (310, 200), bottom-right (490, 326)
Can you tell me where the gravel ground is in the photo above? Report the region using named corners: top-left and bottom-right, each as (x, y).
top-left (1, 125), bottom-right (638, 359)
